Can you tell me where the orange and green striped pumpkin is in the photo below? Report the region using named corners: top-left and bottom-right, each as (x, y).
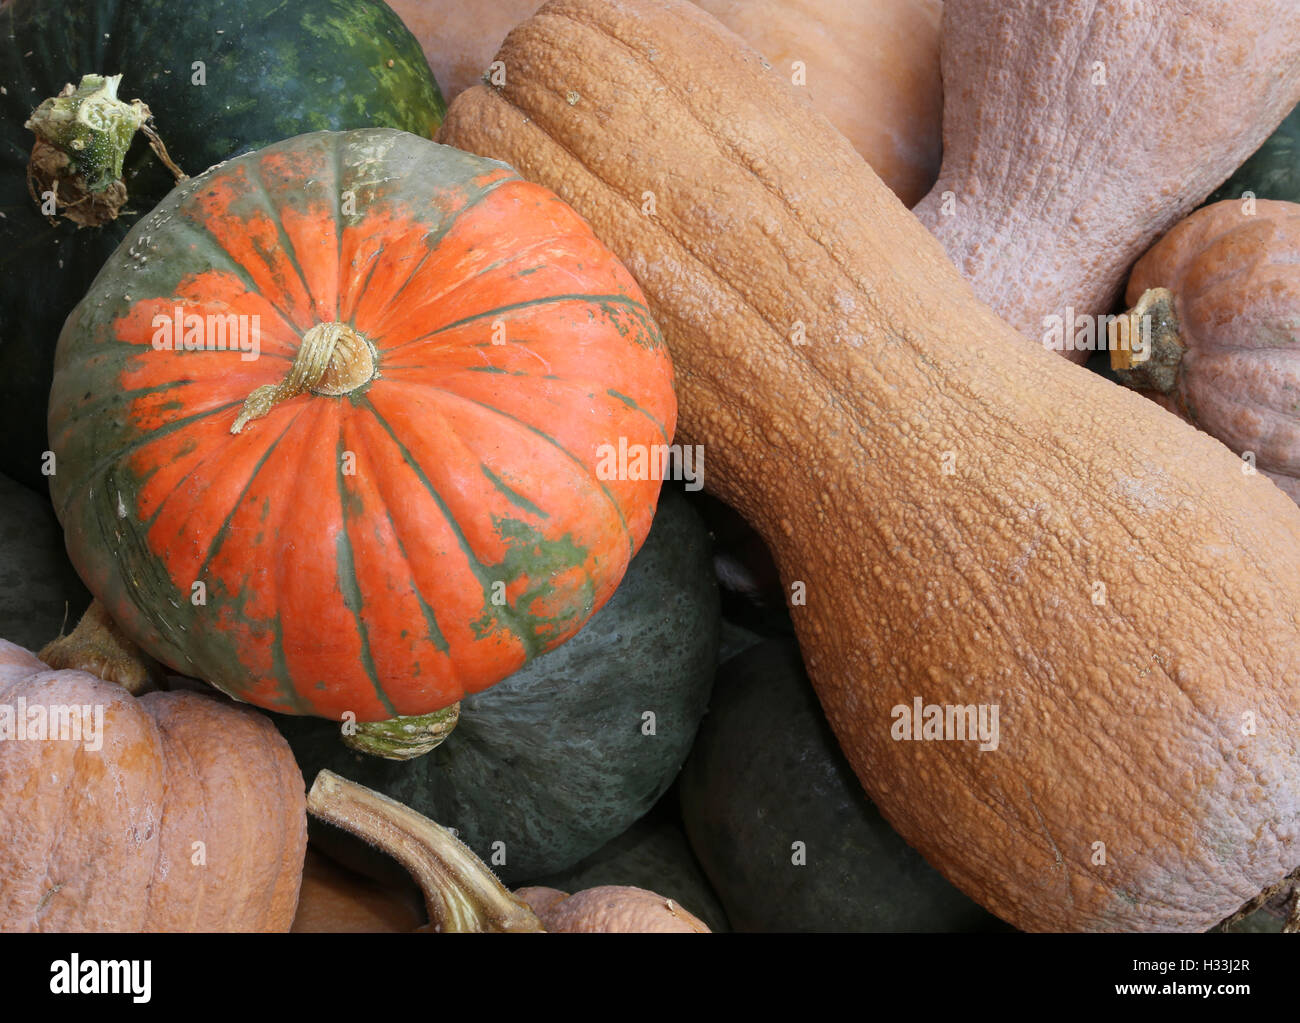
top-left (48, 128), bottom-right (676, 721)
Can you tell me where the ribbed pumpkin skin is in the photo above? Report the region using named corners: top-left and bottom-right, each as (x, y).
top-left (694, 0), bottom-right (942, 207)
top-left (439, 0), bottom-right (1300, 931)
top-left (0, 0), bottom-right (445, 493)
top-left (1126, 200), bottom-right (1300, 504)
top-left (913, 0), bottom-right (1300, 360)
top-left (0, 640), bottom-right (306, 931)
top-left (48, 128), bottom-right (676, 720)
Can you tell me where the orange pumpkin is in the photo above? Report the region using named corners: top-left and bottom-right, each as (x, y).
top-left (48, 128), bottom-right (676, 722)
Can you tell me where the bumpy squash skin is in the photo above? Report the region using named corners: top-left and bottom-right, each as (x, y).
top-left (0, 0), bottom-right (445, 492)
top-left (694, 0), bottom-right (942, 207)
top-left (1123, 200), bottom-right (1300, 504)
top-left (912, 0), bottom-right (1300, 359)
top-left (276, 486), bottom-right (718, 886)
top-left (681, 641), bottom-right (1007, 932)
top-left (440, 0), bottom-right (1300, 931)
top-left (0, 473), bottom-right (90, 649)
top-left (0, 641), bottom-right (306, 931)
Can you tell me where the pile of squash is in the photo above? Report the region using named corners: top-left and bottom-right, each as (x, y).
top-left (2, 0), bottom-right (1299, 934)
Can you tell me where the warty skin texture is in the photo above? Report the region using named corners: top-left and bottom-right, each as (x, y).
top-left (913, 0), bottom-right (1300, 361)
top-left (439, 0), bottom-right (1300, 931)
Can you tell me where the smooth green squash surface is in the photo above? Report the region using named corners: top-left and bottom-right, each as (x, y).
top-left (681, 640), bottom-right (1009, 932)
top-left (275, 486), bottom-right (718, 885)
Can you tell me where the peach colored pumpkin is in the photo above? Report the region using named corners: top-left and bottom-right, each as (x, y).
top-left (1113, 199), bottom-right (1300, 505)
top-left (0, 639), bottom-right (306, 931)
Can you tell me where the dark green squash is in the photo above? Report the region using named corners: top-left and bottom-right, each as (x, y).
top-left (523, 798), bottom-right (730, 934)
top-left (1208, 102), bottom-right (1300, 205)
top-left (275, 485), bottom-right (719, 886)
top-left (680, 639), bottom-right (1011, 933)
top-left (0, 472), bottom-right (90, 650)
top-left (0, 0), bottom-right (444, 491)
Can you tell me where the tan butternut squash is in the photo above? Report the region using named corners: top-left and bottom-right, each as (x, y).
top-left (913, 0), bottom-right (1300, 360)
top-left (439, 0), bottom-right (1300, 932)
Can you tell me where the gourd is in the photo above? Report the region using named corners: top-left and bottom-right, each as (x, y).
top-left (385, 0), bottom-right (542, 101)
top-left (439, 0), bottom-right (1300, 931)
top-left (1110, 200), bottom-right (1300, 505)
top-left (911, 0), bottom-right (1300, 359)
top-left (681, 640), bottom-right (1008, 932)
top-left (0, 633), bottom-right (306, 931)
top-left (0, 0), bottom-right (445, 492)
top-left (694, 0), bottom-right (942, 206)
top-left (47, 128), bottom-right (677, 727)
top-left (307, 770), bottom-right (710, 932)
top-left (0, 472), bottom-right (90, 649)
top-left (276, 485), bottom-right (718, 885)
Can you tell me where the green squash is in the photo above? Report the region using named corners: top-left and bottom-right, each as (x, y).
top-left (276, 486), bottom-right (719, 886)
top-left (0, 472), bottom-right (90, 650)
top-left (523, 798), bottom-right (731, 934)
top-left (0, 0), bottom-right (444, 491)
top-left (1208, 102), bottom-right (1300, 205)
top-left (680, 639), bottom-right (1011, 932)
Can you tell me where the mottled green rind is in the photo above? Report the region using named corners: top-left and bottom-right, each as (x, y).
top-left (1207, 103), bottom-right (1300, 206)
top-left (680, 639), bottom-right (1013, 933)
top-left (0, 0), bottom-right (445, 491)
top-left (0, 472), bottom-right (91, 651)
top-left (276, 486), bottom-right (719, 886)
top-left (524, 813), bottom-right (731, 934)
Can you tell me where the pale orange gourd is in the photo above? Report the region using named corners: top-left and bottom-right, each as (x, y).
top-left (913, 0), bottom-right (1300, 360)
top-left (438, 0), bottom-right (1300, 931)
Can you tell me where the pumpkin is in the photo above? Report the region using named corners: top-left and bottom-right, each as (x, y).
top-left (910, 0), bottom-right (1300, 360)
top-left (0, 472), bottom-right (90, 650)
top-left (307, 770), bottom-right (710, 933)
top-left (1109, 200), bottom-right (1300, 505)
top-left (0, 0), bottom-right (445, 492)
top-left (438, 0), bottom-right (1300, 932)
top-left (681, 640), bottom-right (1009, 931)
top-left (0, 634), bottom-right (306, 931)
top-left (694, 0), bottom-right (942, 207)
top-left (385, 0), bottom-right (542, 102)
top-left (1209, 104), bottom-right (1300, 207)
top-left (275, 484), bottom-right (718, 885)
top-left (291, 850), bottom-right (426, 933)
top-left (47, 127), bottom-right (676, 725)
top-left (523, 800), bottom-right (730, 932)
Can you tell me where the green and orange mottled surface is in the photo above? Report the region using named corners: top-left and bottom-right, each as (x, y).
top-left (49, 128), bottom-right (676, 720)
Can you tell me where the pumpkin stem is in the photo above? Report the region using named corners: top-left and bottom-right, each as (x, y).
top-left (25, 73), bottom-right (187, 228)
top-left (1108, 288), bottom-right (1184, 394)
top-left (306, 770), bottom-right (544, 933)
top-left (342, 704), bottom-right (462, 760)
top-left (38, 599), bottom-right (157, 695)
top-left (232, 322), bottom-right (377, 433)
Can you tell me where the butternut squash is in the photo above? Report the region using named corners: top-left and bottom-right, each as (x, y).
top-left (439, 0), bottom-right (1300, 931)
top-left (913, 0), bottom-right (1300, 360)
